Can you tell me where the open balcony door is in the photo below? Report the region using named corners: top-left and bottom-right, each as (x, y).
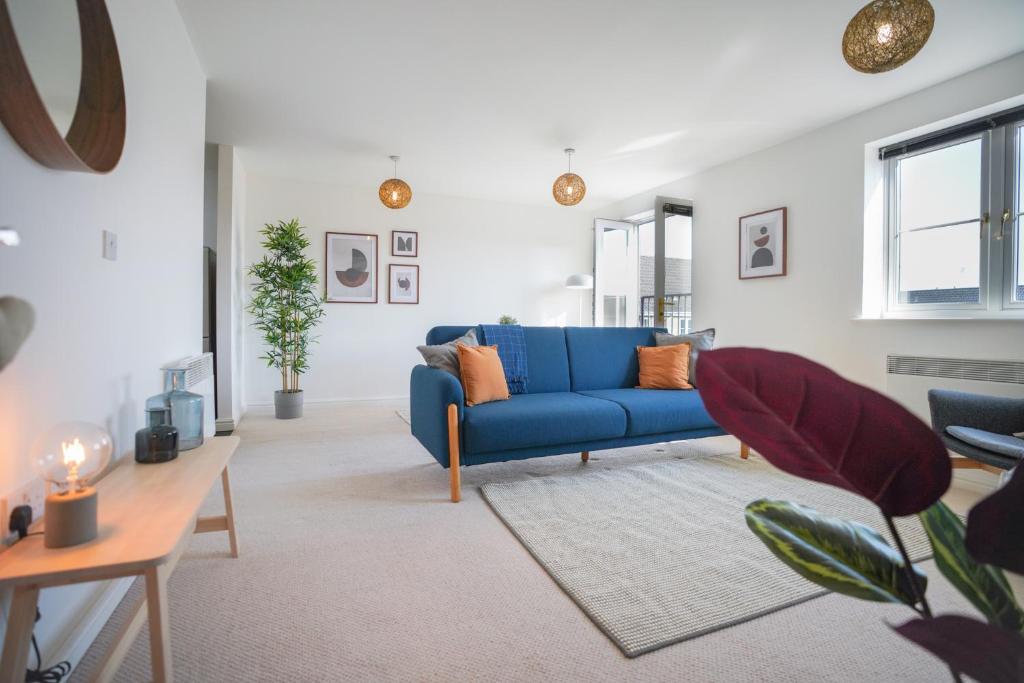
top-left (593, 218), bottom-right (638, 327)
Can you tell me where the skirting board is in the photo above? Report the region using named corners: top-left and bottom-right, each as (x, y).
top-left (245, 395), bottom-right (408, 407)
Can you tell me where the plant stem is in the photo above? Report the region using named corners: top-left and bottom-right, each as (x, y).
top-left (884, 515), bottom-right (963, 683)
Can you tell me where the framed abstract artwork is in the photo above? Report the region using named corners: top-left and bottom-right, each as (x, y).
top-left (738, 207), bottom-right (787, 280)
top-left (325, 232), bottom-right (378, 303)
top-left (391, 230), bottom-right (418, 257)
top-left (388, 264), bottom-right (419, 304)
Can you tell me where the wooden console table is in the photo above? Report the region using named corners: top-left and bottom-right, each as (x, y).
top-left (0, 435), bottom-right (240, 683)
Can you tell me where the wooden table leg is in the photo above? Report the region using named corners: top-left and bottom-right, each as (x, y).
top-left (221, 467), bottom-right (239, 558)
top-left (0, 584), bottom-right (40, 682)
top-left (145, 565), bottom-right (173, 683)
top-left (740, 443), bottom-right (750, 460)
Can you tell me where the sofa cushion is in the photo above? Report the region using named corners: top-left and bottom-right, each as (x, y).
top-left (946, 426), bottom-right (1024, 459)
top-left (426, 326), bottom-right (479, 346)
top-left (565, 327), bottom-right (660, 391)
top-left (579, 388), bottom-right (718, 437)
top-left (463, 392), bottom-right (626, 454)
top-left (523, 327), bottom-right (571, 393)
top-left (425, 326), bottom-right (571, 394)
top-left (417, 328), bottom-right (478, 378)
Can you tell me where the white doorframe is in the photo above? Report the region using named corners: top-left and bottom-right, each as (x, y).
top-left (593, 218), bottom-right (637, 326)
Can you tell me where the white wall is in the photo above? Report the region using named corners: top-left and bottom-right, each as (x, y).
top-left (0, 0), bottom-right (206, 668)
top-left (244, 175), bottom-right (594, 403)
top-left (598, 52), bottom-right (1024, 397)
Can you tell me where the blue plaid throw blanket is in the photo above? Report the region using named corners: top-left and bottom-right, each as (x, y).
top-left (479, 324), bottom-right (528, 394)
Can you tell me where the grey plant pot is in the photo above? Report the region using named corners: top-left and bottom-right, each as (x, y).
top-left (274, 390), bottom-right (304, 419)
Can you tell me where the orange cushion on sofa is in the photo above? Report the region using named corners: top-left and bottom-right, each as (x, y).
top-left (457, 344), bottom-right (511, 406)
top-left (636, 343), bottom-right (693, 390)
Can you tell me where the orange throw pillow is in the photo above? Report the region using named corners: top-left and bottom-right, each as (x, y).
top-left (636, 343), bottom-right (693, 390)
top-left (456, 344), bottom-right (511, 406)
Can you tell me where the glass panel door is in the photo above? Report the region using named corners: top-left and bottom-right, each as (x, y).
top-left (593, 218), bottom-right (637, 327)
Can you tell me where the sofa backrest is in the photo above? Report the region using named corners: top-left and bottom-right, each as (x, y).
top-left (564, 327), bottom-right (662, 391)
top-left (424, 326), bottom-right (571, 394)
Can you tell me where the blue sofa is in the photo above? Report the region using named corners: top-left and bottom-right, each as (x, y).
top-left (410, 326), bottom-right (734, 501)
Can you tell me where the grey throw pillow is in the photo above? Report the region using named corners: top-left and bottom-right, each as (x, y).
top-left (417, 328), bottom-right (478, 378)
top-left (655, 328), bottom-right (716, 387)
top-left (946, 426), bottom-right (1024, 459)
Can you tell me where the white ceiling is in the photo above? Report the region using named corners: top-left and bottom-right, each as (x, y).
top-left (177, 0), bottom-right (1024, 208)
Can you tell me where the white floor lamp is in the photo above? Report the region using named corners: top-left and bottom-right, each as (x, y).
top-left (565, 274), bottom-right (594, 326)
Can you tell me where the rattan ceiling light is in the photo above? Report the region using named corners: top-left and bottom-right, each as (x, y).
top-left (842, 0), bottom-right (934, 74)
top-left (552, 148), bottom-right (586, 206)
top-left (378, 155), bottom-right (412, 209)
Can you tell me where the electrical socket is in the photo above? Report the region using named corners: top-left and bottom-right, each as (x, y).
top-left (2, 478), bottom-right (46, 541)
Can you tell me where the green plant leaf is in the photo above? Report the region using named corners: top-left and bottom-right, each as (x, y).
top-left (745, 499), bottom-right (926, 605)
top-left (919, 501), bottom-right (1024, 632)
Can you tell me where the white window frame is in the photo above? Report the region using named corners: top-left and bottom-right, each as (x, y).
top-left (1002, 122), bottom-right (1024, 311)
top-left (882, 121), bottom-right (1024, 318)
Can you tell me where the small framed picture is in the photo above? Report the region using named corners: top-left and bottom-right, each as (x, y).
top-left (391, 230), bottom-right (418, 258)
top-left (388, 264), bottom-right (419, 304)
top-left (738, 207), bottom-right (787, 280)
top-left (325, 232), bottom-right (378, 303)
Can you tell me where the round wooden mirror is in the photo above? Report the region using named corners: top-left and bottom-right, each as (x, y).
top-left (0, 0), bottom-right (125, 173)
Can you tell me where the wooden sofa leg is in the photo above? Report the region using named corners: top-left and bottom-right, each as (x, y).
top-left (740, 443), bottom-right (750, 460)
top-left (448, 403), bottom-right (461, 503)
top-left (581, 451), bottom-right (589, 463)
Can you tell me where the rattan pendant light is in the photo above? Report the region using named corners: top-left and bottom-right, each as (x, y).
top-left (842, 0), bottom-right (934, 74)
top-left (552, 148), bottom-right (586, 206)
top-left (378, 155), bottom-right (412, 209)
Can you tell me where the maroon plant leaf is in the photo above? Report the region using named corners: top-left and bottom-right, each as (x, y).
top-left (695, 348), bottom-right (951, 516)
top-left (967, 465), bottom-right (1024, 574)
top-left (895, 615), bottom-right (1024, 683)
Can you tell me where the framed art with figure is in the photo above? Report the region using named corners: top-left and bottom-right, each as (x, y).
top-left (738, 207), bottom-right (787, 280)
top-left (391, 230), bottom-right (418, 257)
top-left (388, 264), bottom-right (419, 304)
top-left (326, 232), bottom-right (378, 303)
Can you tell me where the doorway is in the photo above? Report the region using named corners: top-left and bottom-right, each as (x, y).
top-left (594, 198), bottom-right (693, 331)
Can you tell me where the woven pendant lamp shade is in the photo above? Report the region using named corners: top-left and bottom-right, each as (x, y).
top-left (379, 156), bottom-right (412, 209)
top-left (379, 178), bottom-right (412, 209)
top-left (552, 148), bottom-right (586, 206)
top-left (842, 0), bottom-right (934, 74)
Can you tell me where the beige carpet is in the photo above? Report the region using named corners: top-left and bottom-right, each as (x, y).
top-left (482, 455), bottom-right (933, 657)
top-left (69, 401), bottom-right (985, 682)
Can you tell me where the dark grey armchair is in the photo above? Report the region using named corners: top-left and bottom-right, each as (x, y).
top-left (928, 389), bottom-right (1024, 473)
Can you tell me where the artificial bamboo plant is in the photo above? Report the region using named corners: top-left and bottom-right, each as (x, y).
top-left (696, 348), bottom-right (1024, 683)
top-left (247, 219), bottom-right (325, 394)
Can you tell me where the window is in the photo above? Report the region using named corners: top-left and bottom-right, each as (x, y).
top-left (1013, 123), bottom-right (1024, 303)
top-left (883, 108), bottom-right (1024, 316)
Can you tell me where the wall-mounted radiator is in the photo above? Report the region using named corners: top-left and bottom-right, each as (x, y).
top-left (885, 354), bottom-right (1024, 421)
top-left (165, 353), bottom-right (216, 438)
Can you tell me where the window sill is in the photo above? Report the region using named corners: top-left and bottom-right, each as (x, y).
top-left (855, 313), bottom-right (1024, 321)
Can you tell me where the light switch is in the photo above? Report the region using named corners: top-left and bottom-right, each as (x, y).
top-left (102, 230), bottom-right (118, 261)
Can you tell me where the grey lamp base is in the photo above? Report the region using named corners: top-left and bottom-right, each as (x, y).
top-left (44, 487), bottom-right (98, 548)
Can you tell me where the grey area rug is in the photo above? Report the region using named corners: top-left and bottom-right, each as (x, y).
top-left (395, 409), bottom-right (410, 425)
top-left (482, 453), bottom-right (934, 658)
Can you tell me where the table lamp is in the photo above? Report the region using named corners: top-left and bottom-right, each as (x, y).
top-left (31, 422), bottom-right (112, 548)
top-left (565, 273), bottom-right (594, 326)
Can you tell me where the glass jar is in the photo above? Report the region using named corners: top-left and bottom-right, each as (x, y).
top-left (145, 369), bottom-right (204, 451)
top-left (135, 407), bottom-right (179, 463)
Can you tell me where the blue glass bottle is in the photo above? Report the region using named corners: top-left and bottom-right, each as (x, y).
top-left (135, 407), bottom-right (179, 463)
top-left (145, 369), bottom-right (204, 451)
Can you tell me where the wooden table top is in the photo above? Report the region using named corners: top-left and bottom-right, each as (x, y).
top-left (0, 436), bottom-right (239, 588)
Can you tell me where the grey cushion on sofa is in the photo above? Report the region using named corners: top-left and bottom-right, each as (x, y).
top-left (417, 328), bottom-right (478, 378)
top-left (946, 426), bottom-right (1024, 459)
top-left (655, 328), bottom-right (715, 387)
